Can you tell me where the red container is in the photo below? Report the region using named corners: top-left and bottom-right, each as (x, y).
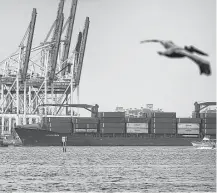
top-left (126, 117), bottom-right (150, 123)
top-left (72, 117), bottom-right (99, 124)
top-left (98, 112), bottom-right (125, 118)
top-left (200, 113), bottom-right (216, 118)
top-left (100, 127), bottom-right (125, 133)
top-left (151, 128), bottom-right (176, 134)
top-left (49, 117), bottom-right (72, 121)
top-left (152, 112), bottom-right (176, 118)
top-left (177, 118), bottom-right (201, 123)
top-left (48, 117), bottom-right (72, 123)
top-left (202, 123), bottom-right (216, 129)
top-left (100, 123), bottom-right (125, 128)
top-left (202, 118), bottom-right (216, 124)
top-left (151, 122), bottom-right (176, 129)
top-left (50, 123), bottom-right (72, 133)
top-left (100, 117), bottom-right (125, 123)
top-left (202, 129), bottom-right (216, 135)
top-left (152, 118), bottom-right (176, 123)
top-left (49, 120), bottom-right (72, 124)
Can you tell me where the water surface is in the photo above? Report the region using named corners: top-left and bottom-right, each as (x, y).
top-left (0, 146), bottom-right (216, 192)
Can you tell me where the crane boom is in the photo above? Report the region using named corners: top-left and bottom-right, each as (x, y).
top-left (72, 31), bottom-right (82, 79)
top-left (61, 0), bottom-right (78, 76)
top-left (194, 101), bottom-right (216, 118)
top-left (22, 8), bottom-right (37, 81)
top-left (49, 13), bottom-right (64, 82)
top-left (75, 17), bottom-right (90, 86)
top-left (48, 0), bottom-right (65, 82)
top-left (41, 103), bottom-right (99, 115)
top-left (51, 0), bottom-right (65, 43)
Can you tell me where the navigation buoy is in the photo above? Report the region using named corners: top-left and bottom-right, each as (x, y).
top-left (62, 136), bottom-right (67, 152)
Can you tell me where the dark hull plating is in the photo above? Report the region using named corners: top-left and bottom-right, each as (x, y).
top-left (15, 127), bottom-right (202, 146)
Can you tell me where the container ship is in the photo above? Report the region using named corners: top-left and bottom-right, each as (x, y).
top-left (14, 104), bottom-right (216, 146)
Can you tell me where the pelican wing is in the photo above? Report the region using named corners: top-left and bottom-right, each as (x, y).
top-left (184, 45), bottom-right (209, 56)
top-left (140, 39), bottom-right (163, 44)
top-left (175, 49), bottom-right (211, 75)
top-left (140, 39), bottom-right (177, 49)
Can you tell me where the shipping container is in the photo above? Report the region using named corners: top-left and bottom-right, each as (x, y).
top-left (126, 117), bottom-right (150, 123)
top-left (74, 129), bottom-right (97, 133)
top-left (100, 123), bottom-right (125, 128)
top-left (152, 118), bottom-right (176, 123)
top-left (151, 123), bottom-right (176, 129)
top-left (177, 123), bottom-right (200, 129)
top-left (72, 117), bottom-right (99, 124)
top-left (98, 112), bottom-right (125, 118)
top-left (203, 129), bottom-right (216, 135)
top-left (50, 122), bottom-right (72, 127)
top-left (202, 118), bottom-right (216, 124)
top-left (200, 113), bottom-right (216, 118)
top-left (177, 128), bottom-right (199, 135)
top-left (49, 117), bottom-right (72, 121)
top-left (151, 128), bottom-right (176, 134)
top-left (177, 118), bottom-right (201, 123)
top-left (100, 117), bottom-right (125, 123)
top-left (74, 123), bottom-right (98, 129)
top-left (126, 123), bottom-right (148, 129)
top-left (100, 127), bottom-right (125, 134)
top-left (152, 112), bottom-right (176, 118)
top-left (202, 124), bottom-right (216, 129)
top-left (49, 120), bottom-right (72, 124)
top-left (50, 125), bottom-right (72, 134)
top-left (126, 128), bottom-right (149, 133)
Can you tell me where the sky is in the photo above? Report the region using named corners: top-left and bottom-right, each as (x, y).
top-left (0, 0), bottom-right (216, 117)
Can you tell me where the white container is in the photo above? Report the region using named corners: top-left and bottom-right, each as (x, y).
top-left (86, 129), bottom-right (97, 133)
top-left (126, 123), bottom-right (148, 129)
top-left (74, 129), bottom-right (97, 133)
top-left (126, 128), bottom-right (148, 133)
top-left (177, 128), bottom-right (199, 134)
top-left (177, 123), bottom-right (200, 129)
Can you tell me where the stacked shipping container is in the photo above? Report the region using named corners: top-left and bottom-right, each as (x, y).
top-left (200, 113), bottom-right (216, 135)
top-left (176, 118), bottom-right (201, 135)
top-left (42, 111), bottom-right (215, 137)
top-left (151, 112), bottom-right (176, 134)
top-left (72, 117), bottom-right (98, 133)
top-left (98, 112), bottom-right (125, 133)
top-left (47, 117), bottom-right (72, 133)
top-left (126, 117), bottom-right (149, 133)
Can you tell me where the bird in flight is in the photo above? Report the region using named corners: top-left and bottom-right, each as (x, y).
top-left (140, 39), bottom-right (211, 75)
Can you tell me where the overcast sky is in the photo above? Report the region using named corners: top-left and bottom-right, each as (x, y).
top-left (0, 0), bottom-right (216, 117)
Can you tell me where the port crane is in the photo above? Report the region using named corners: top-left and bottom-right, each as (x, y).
top-left (194, 102), bottom-right (217, 118)
top-left (0, 0), bottom-right (91, 136)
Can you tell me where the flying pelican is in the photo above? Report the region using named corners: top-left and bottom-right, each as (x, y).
top-left (140, 39), bottom-right (211, 75)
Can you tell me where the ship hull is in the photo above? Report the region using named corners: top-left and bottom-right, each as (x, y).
top-left (15, 127), bottom-right (202, 146)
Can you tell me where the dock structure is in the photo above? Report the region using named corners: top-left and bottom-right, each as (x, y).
top-left (0, 0), bottom-right (90, 136)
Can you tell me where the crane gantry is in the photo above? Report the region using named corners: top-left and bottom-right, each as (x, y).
top-left (0, 0), bottom-right (91, 135)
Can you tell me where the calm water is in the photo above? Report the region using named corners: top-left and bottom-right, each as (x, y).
top-left (0, 146), bottom-right (216, 192)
